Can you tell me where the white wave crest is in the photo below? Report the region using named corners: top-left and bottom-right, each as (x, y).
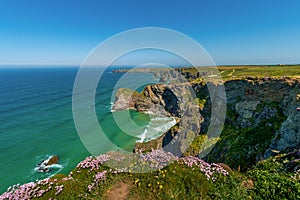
top-left (136, 115), bottom-right (177, 143)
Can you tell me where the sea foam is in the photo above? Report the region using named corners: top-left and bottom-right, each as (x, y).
top-left (136, 115), bottom-right (177, 143)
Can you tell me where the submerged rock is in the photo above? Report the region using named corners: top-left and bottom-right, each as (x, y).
top-left (36, 155), bottom-right (59, 173)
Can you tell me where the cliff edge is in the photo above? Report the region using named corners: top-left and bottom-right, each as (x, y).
top-left (113, 71), bottom-right (300, 169)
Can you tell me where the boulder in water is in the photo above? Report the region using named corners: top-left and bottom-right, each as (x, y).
top-left (46, 155), bottom-right (59, 165)
top-left (36, 155), bottom-right (59, 173)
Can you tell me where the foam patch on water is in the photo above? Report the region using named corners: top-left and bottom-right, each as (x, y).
top-left (107, 101), bottom-right (115, 111)
top-left (34, 164), bottom-right (63, 173)
top-left (136, 115), bottom-right (177, 143)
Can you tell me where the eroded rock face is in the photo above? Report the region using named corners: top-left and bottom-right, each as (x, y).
top-left (112, 88), bottom-right (147, 111)
top-left (139, 84), bottom-right (179, 116)
top-left (235, 100), bottom-right (260, 127)
top-left (234, 100), bottom-right (278, 128)
top-left (113, 84), bottom-right (188, 118)
top-left (191, 78), bottom-right (300, 158)
top-left (264, 84), bottom-right (300, 157)
top-left (113, 83), bottom-right (203, 156)
top-left (114, 76), bottom-right (300, 158)
top-left (223, 78), bottom-right (300, 158)
top-left (112, 85), bottom-right (176, 117)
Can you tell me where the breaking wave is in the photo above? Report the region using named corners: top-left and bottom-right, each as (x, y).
top-left (136, 115), bottom-right (177, 143)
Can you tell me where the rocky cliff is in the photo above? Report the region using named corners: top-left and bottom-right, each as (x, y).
top-left (113, 82), bottom-right (203, 156)
top-left (113, 73), bottom-right (300, 167)
top-left (224, 77), bottom-right (300, 157)
top-left (204, 77), bottom-right (299, 169)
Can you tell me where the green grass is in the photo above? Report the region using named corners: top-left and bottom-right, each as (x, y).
top-left (7, 160), bottom-right (210, 199)
top-left (26, 162), bottom-right (243, 200)
top-left (246, 154), bottom-right (300, 200)
top-left (114, 65), bottom-right (300, 81)
top-left (217, 65), bottom-right (300, 80)
top-left (10, 153), bottom-right (298, 200)
top-left (184, 65), bottom-right (300, 80)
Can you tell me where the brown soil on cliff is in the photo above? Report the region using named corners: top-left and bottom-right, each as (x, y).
top-left (104, 181), bottom-right (132, 200)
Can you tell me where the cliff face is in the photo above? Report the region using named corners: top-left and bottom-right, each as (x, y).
top-left (112, 85), bottom-right (179, 117)
top-left (267, 81), bottom-right (300, 157)
top-left (224, 78), bottom-right (300, 157)
top-left (112, 88), bottom-right (143, 111)
top-left (113, 76), bottom-right (300, 162)
top-left (201, 77), bottom-right (300, 170)
top-left (113, 83), bottom-right (203, 156)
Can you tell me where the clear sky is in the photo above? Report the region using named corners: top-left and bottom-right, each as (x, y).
top-left (0, 0), bottom-right (300, 66)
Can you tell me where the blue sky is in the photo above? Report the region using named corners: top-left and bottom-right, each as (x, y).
top-left (0, 0), bottom-right (300, 66)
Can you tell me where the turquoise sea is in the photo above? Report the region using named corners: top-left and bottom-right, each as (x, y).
top-left (0, 67), bottom-right (175, 193)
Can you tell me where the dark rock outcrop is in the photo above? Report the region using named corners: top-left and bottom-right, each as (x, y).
top-left (46, 155), bottom-right (59, 166)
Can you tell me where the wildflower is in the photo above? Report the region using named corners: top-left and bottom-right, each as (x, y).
top-left (95, 171), bottom-right (107, 183)
top-left (179, 157), bottom-right (228, 181)
top-left (55, 185), bottom-right (64, 195)
top-left (87, 170), bottom-right (107, 192)
top-left (87, 183), bottom-right (95, 192)
top-left (0, 182), bottom-right (37, 200)
top-left (76, 155), bottom-right (111, 171)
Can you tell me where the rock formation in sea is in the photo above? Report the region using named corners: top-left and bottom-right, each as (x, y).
top-left (46, 155), bottom-right (59, 166)
top-left (36, 155), bottom-right (59, 173)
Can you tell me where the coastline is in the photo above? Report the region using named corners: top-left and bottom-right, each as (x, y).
top-left (1, 65), bottom-right (300, 198)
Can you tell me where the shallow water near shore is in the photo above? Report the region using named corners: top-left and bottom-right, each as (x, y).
top-left (0, 66), bottom-right (174, 193)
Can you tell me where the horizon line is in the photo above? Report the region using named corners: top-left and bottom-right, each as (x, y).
top-left (0, 63), bottom-right (299, 68)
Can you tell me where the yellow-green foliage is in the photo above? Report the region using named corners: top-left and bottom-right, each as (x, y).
top-left (184, 134), bottom-right (219, 157)
top-left (219, 65), bottom-right (300, 80)
top-left (193, 98), bottom-right (206, 110)
top-left (117, 88), bottom-right (140, 98)
top-left (246, 155), bottom-right (300, 199)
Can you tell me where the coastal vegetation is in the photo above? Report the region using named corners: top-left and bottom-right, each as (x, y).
top-left (1, 65), bottom-right (300, 199)
top-left (1, 149), bottom-right (299, 199)
top-left (113, 65), bottom-right (300, 80)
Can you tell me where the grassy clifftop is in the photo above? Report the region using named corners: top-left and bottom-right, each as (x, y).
top-left (113, 65), bottom-right (300, 80)
top-left (1, 149), bottom-right (299, 199)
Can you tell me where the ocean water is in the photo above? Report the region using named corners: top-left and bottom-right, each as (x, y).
top-left (0, 67), bottom-right (175, 193)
